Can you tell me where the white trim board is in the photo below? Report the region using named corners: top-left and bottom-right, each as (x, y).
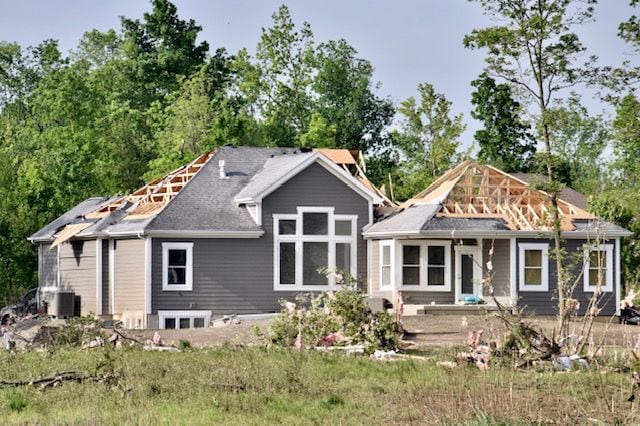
top-left (158, 310), bottom-right (212, 329)
top-left (583, 243), bottom-right (614, 293)
top-left (273, 207), bottom-right (358, 291)
top-left (454, 244), bottom-right (483, 302)
top-left (96, 239), bottom-right (103, 316)
top-left (161, 242), bottom-right (194, 292)
top-left (145, 238), bottom-right (152, 327)
top-left (396, 240), bottom-right (452, 292)
top-left (518, 243), bottom-right (549, 292)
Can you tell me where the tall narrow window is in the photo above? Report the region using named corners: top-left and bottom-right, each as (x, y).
top-left (274, 209), bottom-right (357, 290)
top-left (279, 243), bottom-right (296, 285)
top-left (162, 243), bottom-right (193, 291)
top-left (380, 243), bottom-right (392, 290)
top-left (518, 243), bottom-right (548, 292)
top-left (584, 244), bottom-right (613, 293)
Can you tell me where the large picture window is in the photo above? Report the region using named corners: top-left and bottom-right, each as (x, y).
top-left (273, 208), bottom-right (357, 290)
top-left (583, 244), bottom-right (613, 293)
top-left (518, 243), bottom-right (549, 292)
top-left (162, 242), bottom-right (193, 291)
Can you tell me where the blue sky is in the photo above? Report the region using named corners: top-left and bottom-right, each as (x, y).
top-left (0, 1), bottom-right (636, 144)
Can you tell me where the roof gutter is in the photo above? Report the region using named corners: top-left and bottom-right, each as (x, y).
top-left (362, 229), bottom-right (634, 239)
top-left (142, 230), bottom-right (264, 239)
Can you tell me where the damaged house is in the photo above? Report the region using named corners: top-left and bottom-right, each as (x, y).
top-left (364, 161), bottom-right (631, 316)
top-left (30, 150), bottom-right (631, 328)
top-left (29, 147), bottom-right (384, 328)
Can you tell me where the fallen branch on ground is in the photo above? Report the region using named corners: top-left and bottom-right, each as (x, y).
top-left (0, 370), bottom-right (120, 390)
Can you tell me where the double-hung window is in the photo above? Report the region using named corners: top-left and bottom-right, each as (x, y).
top-left (518, 243), bottom-right (549, 292)
top-left (583, 244), bottom-right (613, 293)
top-left (399, 241), bottom-right (451, 291)
top-left (379, 241), bottom-right (393, 290)
top-left (274, 208), bottom-right (357, 290)
top-left (162, 242), bottom-right (193, 291)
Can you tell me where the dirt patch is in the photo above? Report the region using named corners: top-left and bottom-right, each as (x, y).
top-left (120, 318), bottom-right (272, 348)
top-left (402, 314), bottom-right (638, 348)
top-left (109, 314), bottom-right (640, 349)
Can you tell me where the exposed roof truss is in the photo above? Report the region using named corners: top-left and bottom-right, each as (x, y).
top-left (405, 161), bottom-right (594, 231)
top-left (87, 150), bottom-right (216, 220)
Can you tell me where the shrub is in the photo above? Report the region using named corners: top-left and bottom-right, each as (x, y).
top-left (266, 279), bottom-right (400, 354)
top-left (54, 316), bottom-right (104, 347)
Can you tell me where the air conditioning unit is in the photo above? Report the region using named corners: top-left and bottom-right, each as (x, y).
top-left (48, 291), bottom-right (75, 318)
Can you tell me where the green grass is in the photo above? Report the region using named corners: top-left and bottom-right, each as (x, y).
top-left (0, 346), bottom-right (636, 424)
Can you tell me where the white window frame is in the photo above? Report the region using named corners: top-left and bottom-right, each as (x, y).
top-left (158, 310), bottom-right (211, 329)
top-left (379, 240), bottom-right (393, 291)
top-left (273, 207), bottom-right (358, 291)
top-left (583, 244), bottom-right (613, 293)
top-left (398, 240), bottom-right (452, 292)
top-left (162, 242), bottom-right (194, 291)
top-left (518, 243), bottom-right (549, 292)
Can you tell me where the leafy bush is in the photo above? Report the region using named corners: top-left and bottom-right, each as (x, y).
top-left (54, 316), bottom-right (104, 347)
top-left (266, 280), bottom-right (400, 354)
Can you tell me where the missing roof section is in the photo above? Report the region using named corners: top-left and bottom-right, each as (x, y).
top-left (87, 150), bottom-right (217, 220)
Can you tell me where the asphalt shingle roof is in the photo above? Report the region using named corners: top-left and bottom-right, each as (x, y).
top-left (146, 146), bottom-right (304, 232)
top-left (234, 152), bottom-right (314, 203)
top-left (29, 196), bottom-right (120, 242)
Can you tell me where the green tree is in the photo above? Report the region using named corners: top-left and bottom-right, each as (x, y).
top-left (542, 95), bottom-right (609, 194)
top-left (470, 73), bottom-right (535, 172)
top-left (120, 0), bottom-right (210, 103)
top-left (312, 39), bottom-right (394, 152)
top-left (393, 83), bottom-right (466, 200)
top-left (465, 0), bottom-right (598, 336)
top-left (612, 93), bottom-right (640, 184)
top-left (238, 5), bottom-right (315, 146)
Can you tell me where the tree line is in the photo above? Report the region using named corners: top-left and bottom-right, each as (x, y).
top-left (0, 0), bottom-right (638, 303)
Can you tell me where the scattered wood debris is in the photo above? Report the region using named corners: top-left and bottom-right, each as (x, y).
top-left (0, 370), bottom-right (120, 390)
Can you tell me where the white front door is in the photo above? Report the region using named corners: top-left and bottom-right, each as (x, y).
top-left (454, 246), bottom-right (483, 303)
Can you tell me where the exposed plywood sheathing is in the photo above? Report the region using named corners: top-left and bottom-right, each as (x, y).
top-left (90, 150), bottom-right (216, 220)
top-left (51, 222), bottom-right (94, 248)
top-left (405, 161), bottom-right (594, 231)
top-left (314, 149), bottom-right (394, 206)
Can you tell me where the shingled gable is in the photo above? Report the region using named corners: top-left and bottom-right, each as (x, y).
top-left (365, 160), bottom-right (631, 238)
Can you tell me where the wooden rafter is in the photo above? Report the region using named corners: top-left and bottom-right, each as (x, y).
top-left (89, 150), bottom-right (216, 220)
top-left (414, 162), bottom-right (593, 231)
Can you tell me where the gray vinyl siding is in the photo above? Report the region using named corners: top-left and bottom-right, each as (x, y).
top-left (38, 243), bottom-right (58, 288)
top-left (101, 239), bottom-right (110, 314)
top-left (151, 162), bottom-right (371, 315)
top-left (113, 239), bottom-right (145, 314)
top-left (483, 239), bottom-right (510, 298)
top-left (516, 238), bottom-right (617, 316)
top-left (59, 240), bottom-right (96, 316)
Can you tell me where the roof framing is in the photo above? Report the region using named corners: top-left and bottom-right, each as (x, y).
top-left (88, 150), bottom-right (216, 220)
top-left (404, 161), bottom-right (594, 231)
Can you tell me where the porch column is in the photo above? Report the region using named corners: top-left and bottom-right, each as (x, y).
top-left (510, 237), bottom-right (517, 306)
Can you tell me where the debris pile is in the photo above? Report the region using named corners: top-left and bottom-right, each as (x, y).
top-left (1, 316), bottom-right (180, 352)
top-left (1, 316), bottom-right (57, 351)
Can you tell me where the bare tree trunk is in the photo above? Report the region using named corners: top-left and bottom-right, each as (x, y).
top-left (539, 99), bottom-right (567, 338)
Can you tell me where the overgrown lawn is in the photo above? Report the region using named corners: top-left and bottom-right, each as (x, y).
top-left (0, 346), bottom-right (637, 424)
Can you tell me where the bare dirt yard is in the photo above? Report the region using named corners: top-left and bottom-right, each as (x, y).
top-left (125, 313), bottom-right (639, 349)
